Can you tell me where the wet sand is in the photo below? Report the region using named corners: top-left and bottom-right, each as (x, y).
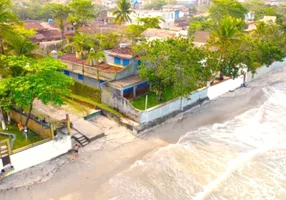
top-left (0, 67), bottom-right (284, 200)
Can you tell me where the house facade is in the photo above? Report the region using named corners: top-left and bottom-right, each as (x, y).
top-left (107, 9), bottom-right (181, 29)
top-left (60, 45), bottom-right (149, 99)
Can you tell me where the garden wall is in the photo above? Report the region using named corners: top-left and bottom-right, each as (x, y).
top-left (10, 109), bottom-right (52, 139)
top-left (9, 136), bottom-right (71, 174)
top-left (207, 76), bottom-right (244, 100)
top-left (101, 86), bottom-right (140, 122)
top-left (139, 77), bottom-right (244, 125)
top-left (246, 58), bottom-right (286, 82)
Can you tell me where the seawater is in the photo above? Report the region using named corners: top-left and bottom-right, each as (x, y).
top-left (103, 81), bottom-right (286, 200)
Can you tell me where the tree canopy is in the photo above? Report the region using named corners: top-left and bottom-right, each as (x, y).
top-left (0, 57), bottom-right (73, 128)
top-left (113, 0), bottom-right (133, 25)
top-left (134, 38), bottom-right (210, 100)
top-left (209, 0), bottom-right (248, 21)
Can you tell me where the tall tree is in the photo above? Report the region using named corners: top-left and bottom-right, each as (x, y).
top-left (0, 58), bottom-right (73, 132)
top-left (87, 49), bottom-right (106, 89)
top-left (41, 3), bottom-right (70, 40)
top-left (113, 0), bottom-right (133, 25)
top-left (67, 33), bottom-right (94, 78)
top-left (208, 16), bottom-right (244, 79)
top-left (135, 38), bottom-right (209, 100)
top-left (68, 0), bottom-right (98, 33)
top-left (209, 0), bottom-right (248, 21)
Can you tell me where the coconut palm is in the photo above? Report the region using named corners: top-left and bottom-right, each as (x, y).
top-left (67, 33), bottom-right (94, 80)
top-left (6, 35), bottom-right (36, 56)
top-left (208, 16), bottom-right (244, 79)
top-left (87, 49), bottom-right (106, 89)
top-left (113, 0), bottom-right (134, 25)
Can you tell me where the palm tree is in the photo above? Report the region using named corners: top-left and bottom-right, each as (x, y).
top-left (113, 0), bottom-right (134, 25)
top-left (6, 35), bottom-right (36, 56)
top-left (0, 0), bottom-right (19, 54)
top-left (208, 16), bottom-right (244, 79)
top-left (67, 33), bottom-right (94, 80)
top-left (87, 49), bottom-right (106, 89)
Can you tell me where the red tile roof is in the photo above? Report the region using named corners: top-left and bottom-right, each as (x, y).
top-left (79, 22), bottom-right (125, 34)
top-left (24, 20), bottom-right (45, 30)
top-left (59, 54), bottom-right (123, 73)
top-left (31, 29), bottom-right (61, 43)
top-left (109, 47), bottom-right (132, 55)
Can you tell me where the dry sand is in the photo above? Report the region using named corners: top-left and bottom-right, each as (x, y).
top-left (0, 67), bottom-right (285, 200)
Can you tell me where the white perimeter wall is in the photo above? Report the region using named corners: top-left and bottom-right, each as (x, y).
top-left (5, 136), bottom-right (72, 174)
top-left (140, 77), bottom-right (244, 124)
top-left (246, 58), bottom-right (286, 82)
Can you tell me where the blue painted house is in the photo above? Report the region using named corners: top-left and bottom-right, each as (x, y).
top-left (60, 45), bottom-right (149, 99)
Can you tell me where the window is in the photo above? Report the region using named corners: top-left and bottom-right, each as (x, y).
top-left (63, 70), bottom-right (70, 76)
top-left (78, 74), bottom-right (84, 80)
top-left (114, 57), bottom-right (121, 64)
top-left (123, 59), bottom-right (130, 66)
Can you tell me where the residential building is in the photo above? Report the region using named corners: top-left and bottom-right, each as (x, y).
top-left (141, 28), bottom-right (209, 47)
top-left (245, 16), bottom-right (277, 33)
top-left (80, 22), bottom-right (125, 35)
top-left (107, 9), bottom-right (181, 29)
top-left (24, 20), bottom-right (62, 43)
top-left (60, 45), bottom-right (149, 99)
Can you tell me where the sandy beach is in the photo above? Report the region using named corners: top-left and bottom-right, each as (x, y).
top-left (0, 66), bottom-right (285, 200)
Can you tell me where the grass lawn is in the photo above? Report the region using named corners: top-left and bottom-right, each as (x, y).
top-left (69, 93), bottom-right (124, 118)
top-left (131, 88), bottom-right (177, 110)
top-left (0, 123), bottom-right (44, 150)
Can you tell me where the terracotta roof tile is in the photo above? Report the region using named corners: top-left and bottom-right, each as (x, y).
top-left (59, 54), bottom-right (123, 73)
top-left (24, 20), bottom-right (45, 30)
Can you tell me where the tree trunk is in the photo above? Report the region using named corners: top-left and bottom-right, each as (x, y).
top-left (156, 90), bottom-right (163, 101)
top-left (219, 71), bottom-right (224, 80)
top-left (60, 19), bottom-right (65, 40)
top-left (96, 65), bottom-right (101, 90)
top-left (0, 108), bottom-right (6, 130)
top-left (0, 38), bottom-right (5, 54)
top-left (24, 102), bottom-right (33, 133)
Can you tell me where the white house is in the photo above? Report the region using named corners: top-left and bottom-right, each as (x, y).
top-left (108, 9), bottom-right (181, 29)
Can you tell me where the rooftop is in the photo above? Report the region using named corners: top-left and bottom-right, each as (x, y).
top-left (59, 54), bottom-right (124, 73)
top-left (110, 75), bottom-right (144, 88)
top-left (24, 20), bottom-right (45, 30)
top-left (31, 29), bottom-right (62, 43)
top-left (105, 47), bottom-right (133, 59)
top-left (142, 28), bottom-right (177, 40)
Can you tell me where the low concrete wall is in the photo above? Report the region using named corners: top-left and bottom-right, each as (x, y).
top-left (246, 58), bottom-right (286, 82)
top-left (207, 76), bottom-right (244, 100)
top-left (7, 136), bottom-right (71, 174)
top-left (101, 86), bottom-right (140, 122)
top-left (103, 60), bottom-right (286, 128)
top-left (139, 77), bottom-right (244, 125)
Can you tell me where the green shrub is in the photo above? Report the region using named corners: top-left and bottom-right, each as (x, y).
top-left (70, 81), bottom-right (101, 102)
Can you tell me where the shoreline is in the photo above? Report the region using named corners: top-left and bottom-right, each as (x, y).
top-left (0, 66), bottom-right (285, 200)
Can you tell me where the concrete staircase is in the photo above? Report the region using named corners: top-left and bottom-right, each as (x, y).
top-left (72, 133), bottom-right (90, 147)
top-left (0, 145), bottom-right (8, 158)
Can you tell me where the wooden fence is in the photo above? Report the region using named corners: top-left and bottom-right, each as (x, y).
top-left (9, 110), bottom-right (53, 139)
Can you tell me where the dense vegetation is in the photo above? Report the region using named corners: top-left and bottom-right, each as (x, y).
top-left (136, 0), bottom-right (286, 101)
